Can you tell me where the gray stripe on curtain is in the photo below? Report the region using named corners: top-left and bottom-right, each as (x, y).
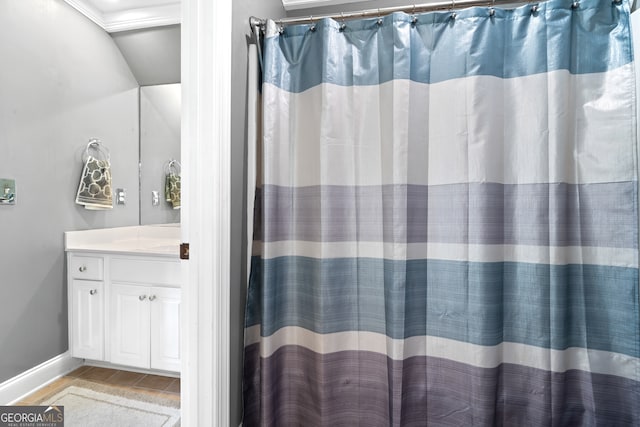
top-left (255, 182), bottom-right (637, 248)
top-left (243, 344), bottom-right (639, 427)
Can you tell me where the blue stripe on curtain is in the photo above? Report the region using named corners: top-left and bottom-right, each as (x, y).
top-left (263, 0), bottom-right (633, 93)
top-left (246, 256), bottom-right (639, 357)
top-left (255, 182), bottom-right (638, 248)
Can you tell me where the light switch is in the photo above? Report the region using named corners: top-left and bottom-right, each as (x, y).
top-left (0, 178), bottom-right (15, 205)
top-left (152, 191), bottom-right (160, 206)
top-left (116, 188), bottom-right (126, 205)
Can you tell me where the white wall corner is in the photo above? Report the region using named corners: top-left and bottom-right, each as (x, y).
top-left (0, 353), bottom-right (82, 405)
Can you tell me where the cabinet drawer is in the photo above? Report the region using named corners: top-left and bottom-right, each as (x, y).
top-left (111, 258), bottom-right (180, 286)
top-left (70, 256), bottom-right (104, 281)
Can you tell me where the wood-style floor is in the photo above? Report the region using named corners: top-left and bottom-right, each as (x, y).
top-left (13, 366), bottom-right (180, 406)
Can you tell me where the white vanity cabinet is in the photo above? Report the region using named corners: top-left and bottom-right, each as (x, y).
top-left (109, 257), bottom-right (181, 372)
top-left (69, 255), bottom-right (105, 360)
top-left (110, 284), bottom-right (181, 371)
top-left (149, 287), bottom-right (181, 371)
top-left (67, 250), bottom-right (181, 373)
top-left (109, 283), bottom-right (151, 369)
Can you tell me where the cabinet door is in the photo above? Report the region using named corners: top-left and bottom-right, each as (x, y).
top-left (110, 283), bottom-right (150, 369)
top-left (150, 287), bottom-right (181, 372)
top-left (71, 280), bottom-right (104, 360)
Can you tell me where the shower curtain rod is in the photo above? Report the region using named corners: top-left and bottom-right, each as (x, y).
top-left (249, 0), bottom-right (538, 32)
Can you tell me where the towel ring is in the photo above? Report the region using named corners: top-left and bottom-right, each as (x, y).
top-left (166, 159), bottom-right (181, 174)
top-left (83, 138), bottom-right (110, 162)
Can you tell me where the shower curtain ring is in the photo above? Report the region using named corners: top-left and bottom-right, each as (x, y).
top-left (450, 0), bottom-right (457, 20)
top-left (309, 16), bottom-right (316, 32)
top-left (411, 4), bottom-right (418, 25)
top-left (489, 0), bottom-right (496, 16)
top-left (377, 8), bottom-right (383, 26)
top-left (339, 12), bottom-right (346, 31)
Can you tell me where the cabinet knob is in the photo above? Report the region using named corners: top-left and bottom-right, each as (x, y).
top-left (139, 295), bottom-right (147, 301)
top-left (149, 295), bottom-right (157, 301)
top-left (79, 266), bottom-right (87, 272)
top-left (89, 289), bottom-right (97, 295)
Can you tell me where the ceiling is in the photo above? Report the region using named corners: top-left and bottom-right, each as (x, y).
top-left (63, 0), bottom-right (180, 32)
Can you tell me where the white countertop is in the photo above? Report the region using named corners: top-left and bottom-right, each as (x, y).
top-left (65, 224), bottom-right (180, 257)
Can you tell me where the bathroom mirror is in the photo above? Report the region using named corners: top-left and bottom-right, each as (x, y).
top-left (139, 83), bottom-right (181, 225)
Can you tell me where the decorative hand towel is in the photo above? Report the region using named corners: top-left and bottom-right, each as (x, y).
top-left (75, 139), bottom-right (113, 210)
top-left (165, 172), bottom-right (181, 210)
top-left (165, 159), bottom-right (181, 210)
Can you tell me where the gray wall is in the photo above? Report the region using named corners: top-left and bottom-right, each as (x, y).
top-left (230, 1), bottom-right (285, 425)
top-left (140, 84), bottom-right (181, 225)
top-left (0, 0), bottom-right (139, 384)
top-left (112, 25), bottom-right (181, 86)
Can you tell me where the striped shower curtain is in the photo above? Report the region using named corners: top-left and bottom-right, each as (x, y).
top-left (244, 0), bottom-right (640, 425)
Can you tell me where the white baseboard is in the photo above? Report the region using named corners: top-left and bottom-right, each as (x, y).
top-left (0, 352), bottom-right (82, 405)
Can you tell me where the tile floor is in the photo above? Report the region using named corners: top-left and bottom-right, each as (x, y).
top-left (14, 366), bottom-right (180, 406)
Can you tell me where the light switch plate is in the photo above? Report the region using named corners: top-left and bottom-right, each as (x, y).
top-left (116, 188), bottom-right (126, 205)
top-left (0, 178), bottom-right (16, 205)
